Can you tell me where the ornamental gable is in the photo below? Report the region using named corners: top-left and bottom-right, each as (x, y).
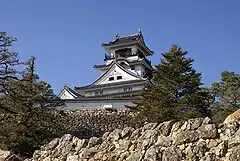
top-left (92, 63), bottom-right (141, 85)
top-left (58, 88), bottom-right (76, 99)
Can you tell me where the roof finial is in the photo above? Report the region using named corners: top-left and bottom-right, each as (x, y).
top-left (138, 29), bottom-right (142, 34)
top-left (115, 33), bottom-right (119, 38)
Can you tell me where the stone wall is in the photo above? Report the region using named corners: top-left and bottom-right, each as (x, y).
top-left (26, 117), bottom-right (240, 161)
top-left (61, 109), bottom-right (141, 138)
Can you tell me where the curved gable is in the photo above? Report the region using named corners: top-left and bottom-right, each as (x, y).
top-left (91, 61), bottom-right (144, 85)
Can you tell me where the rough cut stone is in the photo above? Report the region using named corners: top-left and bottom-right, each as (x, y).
top-left (87, 137), bottom-right (102, 148)
top-left (5, 154), bottom-right (23, 161)
top-left (228, 128), bottom-right (240, 148)
top-left (224, 109), bottom-right (240, 125)
top-left (143, 146), bottom-right (158, 161)
top-left (108, 129), bottom-right (122, 141)
top-left (66, 155), bottom-right (79, 161)
top-left (0, 149), bottom-right (10, 161)
top-left (162, 146), bottom-right (182, 161)
top-left (173, 131), bottom-right (199, 145)
top-left (193, 142), bottom-right (207, 158)
top-left (121, 127), bottom-right (134, 138)
top-left (156, 120), bottom-right (175, 136)
top-left (202, 117), bottom-right (211, 124)
top-left (229, 145), bottom-right (240, 161)
top-left (42, 138), bottom-right (59, 151)
top-left (25, 116), bottom-right (240, 161)
top-left (207, 139), bottom-right (218, 148)
top-left (197, 124), bottom-right (217, 139)
top-left (156, 136), bottom-right (172, 147)
top-left (187, 118), bottom-right (203, 130)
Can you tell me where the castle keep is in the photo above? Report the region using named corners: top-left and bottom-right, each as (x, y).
top-left (59, 31), bottom-right (153, 109)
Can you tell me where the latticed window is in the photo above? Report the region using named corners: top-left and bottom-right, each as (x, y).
top-left (95, 90), bottom-right (103, 95)
top-left (124, 87), bottom-right (132, 92)
top-left (115, 48), bottom-right (132, 57)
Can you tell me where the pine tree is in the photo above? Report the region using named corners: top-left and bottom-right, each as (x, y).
top-left (0, 32), bottom-right (20, 114)
top-left (3, 57), bottom-right (62, 109)
top-left (211, 71), bottom-right (240, 109)
top-left (0, 56), bottom-right (63, 157)
top-left (0, 32), bottom-right (19, 91)
top-left (210, 71), bottom-right (240, 125)
top-left (136, 45), bottom-right (210, 122)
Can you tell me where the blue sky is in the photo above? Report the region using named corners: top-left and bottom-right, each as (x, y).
top-left (1, 0), bottom-right (240, 93)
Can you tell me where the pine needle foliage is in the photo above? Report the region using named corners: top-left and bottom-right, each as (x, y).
top-left (0, 32), bottom-right (20, 93)
top-left (135, 45), bottom-right (210, 122)
top-left (0, 32), bottom-right (63, 158)
top-left (211, 71), bottom-right (240, 109)
top-left (210, 71), bottom-right (240, 125)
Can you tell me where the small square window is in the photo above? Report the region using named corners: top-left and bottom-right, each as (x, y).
top-left (109, 77), bottom-right (114, 81)
top-left (117, 76), bottom-right (122, 80)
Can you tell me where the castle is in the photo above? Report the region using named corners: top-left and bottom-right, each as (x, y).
top-left (58, 31), bottom-right (154, 109)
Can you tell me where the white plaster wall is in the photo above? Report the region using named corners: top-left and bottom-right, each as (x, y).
top-left (106, 59), bottom-right (114, 65)
top-left (96, 64), bottom-right (140, 85)
top-left (135, 65), bottom-right (146, 77)
top-left (60, 90), bottom-right (75, 99)
top-left (95, 68), bottom-right (108, 74)
top-left (126, 55), bottom-right (139, 62)
top-left (132, 46), bottom-right (137, 54)
top-left (64, 101), bottom-right (135, 109)
top-left (83, 84), bottom-right (145, 97)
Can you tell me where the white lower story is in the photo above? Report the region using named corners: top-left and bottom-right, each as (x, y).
top-left (60, 100), bottom-right (137, 110)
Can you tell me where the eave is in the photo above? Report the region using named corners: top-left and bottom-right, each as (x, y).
top-left (75, 79), bottom-right (149, 91)
top-left (63, 97), bottom-right (142, 103)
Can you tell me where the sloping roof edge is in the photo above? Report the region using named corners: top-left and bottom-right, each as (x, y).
top-left (58, 85), bottom-right (82, 98)
top-left (87, 60), bottom-right (146, 86)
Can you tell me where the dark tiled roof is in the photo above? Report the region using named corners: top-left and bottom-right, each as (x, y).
top-left (94, 58), bottom-right (152, 70)
top-left (102, 33), bottom-right (140, 47)
top-left (101, 32), bottom-right (154, 55)
top-left (75, 79), bottom-right (149, 90)
top-left (64, 85), bottom-right (82, 97)
top-left (94, 63), bottom-right (111, 69)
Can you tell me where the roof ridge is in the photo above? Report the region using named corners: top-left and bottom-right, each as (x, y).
top-left (116, 33), bottom-right (139, 39)
top-left (64, 85), bottom-right (83, 97)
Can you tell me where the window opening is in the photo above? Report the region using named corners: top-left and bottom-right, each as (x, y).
top-left (117, 76), bottom-right (122, 80)
top-left (124, 87), bottom-right (132, 92)
top-left (95, 90), bottom-right (103, 95)
top-left (109, 77), bottom-right (114, 81)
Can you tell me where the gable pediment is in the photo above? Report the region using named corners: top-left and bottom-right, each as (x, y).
top-left (58, 89), bottom-right (75, 99)
top-left (92, 62), bottom-right (142, 85)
